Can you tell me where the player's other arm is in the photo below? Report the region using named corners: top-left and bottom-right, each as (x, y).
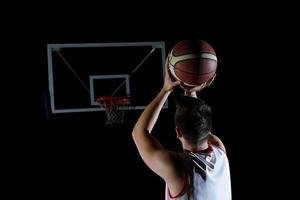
top-left (208, 133), bottom-right (226, 153)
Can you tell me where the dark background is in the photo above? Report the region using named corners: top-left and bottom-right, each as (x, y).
top-left (4, 5), bottom-right (295, 199)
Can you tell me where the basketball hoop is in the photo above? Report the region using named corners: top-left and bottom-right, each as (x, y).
top-left (96, 96), bottom-right (130, 125)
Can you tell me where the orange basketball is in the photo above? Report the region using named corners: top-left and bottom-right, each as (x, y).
top-left (168, 39), bottom-right (217, 88)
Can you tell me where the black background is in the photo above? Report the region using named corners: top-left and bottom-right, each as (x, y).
top-left (4, 4), bottom-right (295, 199)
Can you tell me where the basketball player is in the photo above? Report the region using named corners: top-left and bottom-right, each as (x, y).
top-left (132, 56), bottom-right (232, 200)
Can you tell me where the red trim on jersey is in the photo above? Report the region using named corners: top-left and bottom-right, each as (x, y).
top-left (168, 173), bottom-right (188, 199)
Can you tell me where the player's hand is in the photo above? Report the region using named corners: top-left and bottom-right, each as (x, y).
top-left (183, 83), bottom-right (207, 97)
top-left (163, 54), bottom-right (181, 92)
top-left (184, 74), bottom-right (216, 94)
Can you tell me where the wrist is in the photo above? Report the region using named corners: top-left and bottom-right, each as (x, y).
top-left (162, 84), bottom-right (174, 93)
top-left (161, 86), bottom-right (172, 95)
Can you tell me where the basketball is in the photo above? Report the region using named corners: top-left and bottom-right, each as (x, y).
top-left (168, 39), bottom-right (217, 88)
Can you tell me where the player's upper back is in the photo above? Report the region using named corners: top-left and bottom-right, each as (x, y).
top-left (165, 145), bottom-right (231, 200)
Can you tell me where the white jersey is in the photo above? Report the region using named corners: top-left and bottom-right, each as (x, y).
top-left (165, 145), bottom-right (231, 200)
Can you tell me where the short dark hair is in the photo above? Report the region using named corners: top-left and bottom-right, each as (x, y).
top-left (175, 95), bottom-right (212, 146)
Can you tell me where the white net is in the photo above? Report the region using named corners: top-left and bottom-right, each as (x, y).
top-left (97, 97), bottom-right (129, 125)
top-left (104, 107), bottom-right (125, 125)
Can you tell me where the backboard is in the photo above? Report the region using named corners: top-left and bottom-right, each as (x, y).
top-left (47, 42), bottom-right (167, 113)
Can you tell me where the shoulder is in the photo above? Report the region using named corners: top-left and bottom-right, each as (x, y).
top-left (211, 144), bottom-right (226, 154)
top-left (210, 145), bottom-right (229, 163)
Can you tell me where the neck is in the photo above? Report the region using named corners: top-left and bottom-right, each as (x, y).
top-left (182, 140), bottom-right (209, 152)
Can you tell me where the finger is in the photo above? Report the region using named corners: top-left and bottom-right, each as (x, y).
top-left (165, 53), bottom-right (170, 66)
top-left (206, 74), bottom-right (217, 87)
top-left (172, 80), bottom-right (181, 87)
top-left (189, 83), bottom-right (206, 92)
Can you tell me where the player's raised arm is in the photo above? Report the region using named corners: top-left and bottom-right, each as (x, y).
top-left (132, 56), bottom-right (181, 181)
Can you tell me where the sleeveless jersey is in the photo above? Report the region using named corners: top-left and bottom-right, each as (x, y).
top-left (165, 145), bottom-right (231, 200)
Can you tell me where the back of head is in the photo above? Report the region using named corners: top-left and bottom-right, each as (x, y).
top-left (175, 95), bottom-right (212, 146)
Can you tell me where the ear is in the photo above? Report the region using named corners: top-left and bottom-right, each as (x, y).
top-left (175, 127), bottom-right (183, 138)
